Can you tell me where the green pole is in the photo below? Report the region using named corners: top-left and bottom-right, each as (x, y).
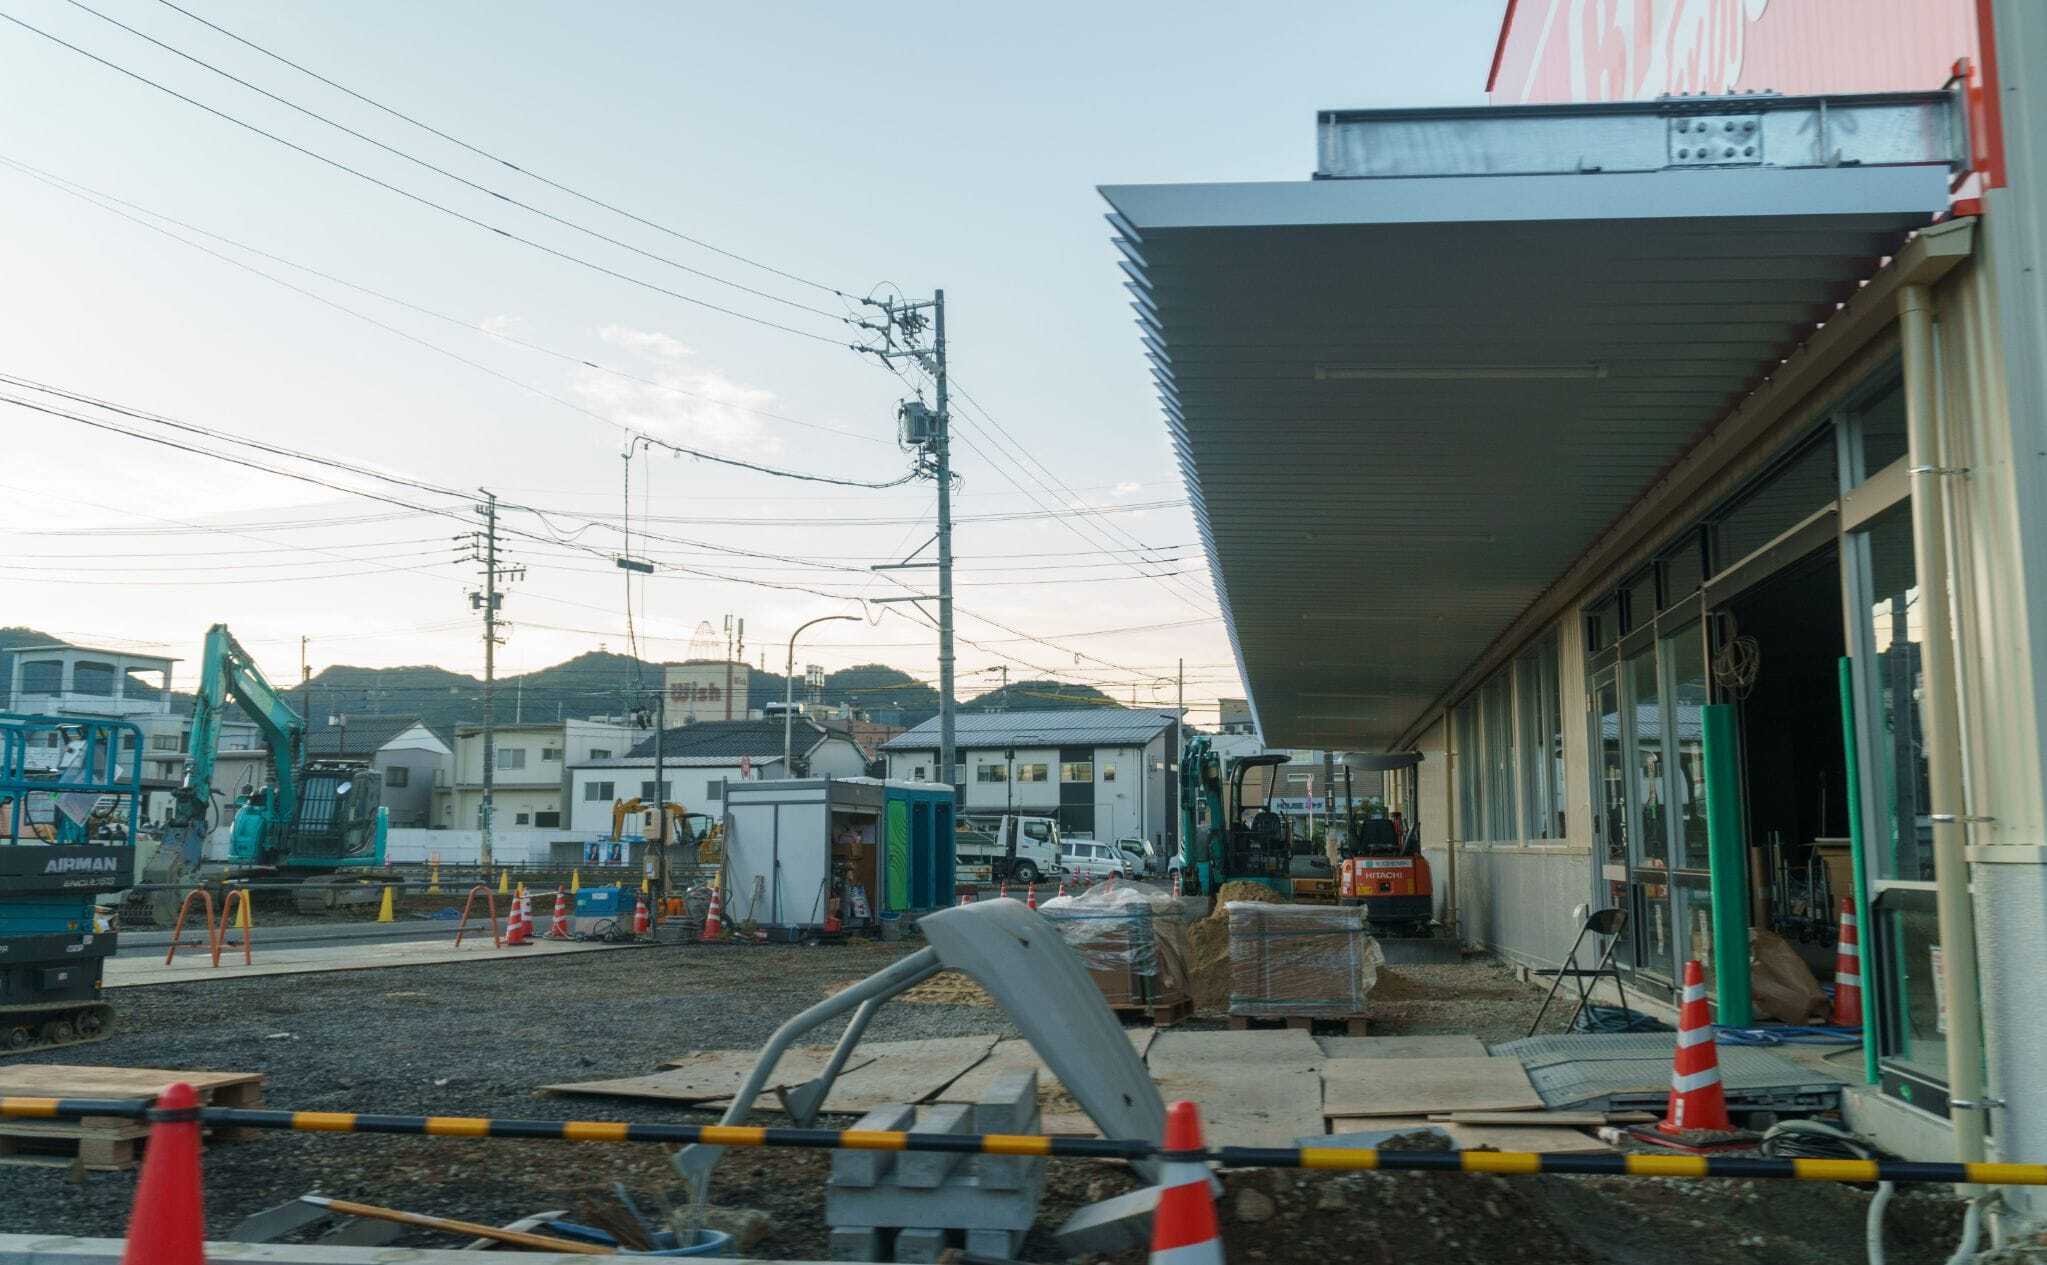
top-left (1701, 704), bottom-right (1752, 1026)
top-left (1837, 657), bottom-right (1880, 1083)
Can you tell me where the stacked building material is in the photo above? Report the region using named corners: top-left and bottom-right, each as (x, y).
top-left (1227, 901), bottom-right (1383, 1020)
top-left (825, 1070), bottom-right (1045, 1263)
top-left (1037, 884), bottom-right (1192, 1022)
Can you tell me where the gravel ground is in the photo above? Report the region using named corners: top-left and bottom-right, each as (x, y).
top-left (0, 935), bottom-right (1969, 1262)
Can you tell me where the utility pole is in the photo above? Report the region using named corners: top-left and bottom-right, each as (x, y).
top-left (862, 289), bottom-right (955, 800)
top-left (653, 682), bottom-right (667, 903)
top-left (468, 492), bottom-right (522, 870)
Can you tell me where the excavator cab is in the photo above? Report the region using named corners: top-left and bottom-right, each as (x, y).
top-left (1221, 754), bottom-right (1292, 887)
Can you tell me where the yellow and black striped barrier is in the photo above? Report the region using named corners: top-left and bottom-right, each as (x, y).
top-left (5, 1096), bottom-right (2045, 1187)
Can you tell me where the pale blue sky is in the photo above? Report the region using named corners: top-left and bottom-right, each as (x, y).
top-left (0, 1), bottom-right (1498, 721)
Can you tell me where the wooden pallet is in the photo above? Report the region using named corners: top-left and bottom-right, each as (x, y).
top-left (1227, 1012), bottom-right (1368, 1036)
top-left (0, 1065), bottom-right (264, 1171)
top-left (1112, 995), bottom-right (1195, 1028)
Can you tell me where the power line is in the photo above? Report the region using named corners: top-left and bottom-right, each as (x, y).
top-left (0, 9), bottom-right (853, 347)
top-left (0, 153), bottom-right (889, 447)
top-left (63, 0), bottom-right (849, 323)
top-left (146, 0), bottom-right (859, 300)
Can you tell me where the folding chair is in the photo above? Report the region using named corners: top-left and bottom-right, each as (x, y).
top-left (1526, 906), bottom-right (1629, 1037)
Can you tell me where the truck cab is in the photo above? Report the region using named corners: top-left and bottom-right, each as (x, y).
top-left (953, 813), bottom-right (1063, 884)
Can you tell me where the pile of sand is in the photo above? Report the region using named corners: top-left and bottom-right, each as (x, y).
top-left (1188, 882), bottom-right (1285, 1012)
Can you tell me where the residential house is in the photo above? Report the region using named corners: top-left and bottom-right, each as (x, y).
top-left (304, 715), bottom-right (453, 828)
top-left (7, 643), bottom-right (260, 820)
top-left (566, 717), bottom-right (869, 835)
top-left (435, 716), bottom-right (644, 831)
top-left (881, 709), bottom-right (1181, 846)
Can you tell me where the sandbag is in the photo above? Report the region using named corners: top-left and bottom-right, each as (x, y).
top-left (1750, 927), bottom-right (1829, 1024)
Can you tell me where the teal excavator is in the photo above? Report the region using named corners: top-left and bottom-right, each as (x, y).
top-left (127, 624), bottom-right (390, 924)
top-left (1176, 735), bottom-right (1294, 896)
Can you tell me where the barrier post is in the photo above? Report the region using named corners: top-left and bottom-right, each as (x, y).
top-left (454, 884), bottom-right (502, 948)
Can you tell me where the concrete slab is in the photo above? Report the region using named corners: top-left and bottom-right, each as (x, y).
top-left (832, 1104), bottom-right (918, 1186)
top-left (544, 1046), bottom-right (875, 1103)
top-left (105, 936), bottom-right (633, 987)
top-left (1326, 1115), bottom-right (1614, 1153)
top-left (894, 1103), bottom-right (971, 1188)
top-left (1321, 1056), bottom-right (1542, 1118)
top-left (1314, 1035), bottom-right (1487, 1060)
top-left (1147, 1027), bottom-right (1325, 1147)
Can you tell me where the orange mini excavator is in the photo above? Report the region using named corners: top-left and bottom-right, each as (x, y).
top-left (1338, 811), bottom-right (1434, 936)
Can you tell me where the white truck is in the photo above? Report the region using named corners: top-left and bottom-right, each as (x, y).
top-left (954, 814), bottom-right (1063, 884)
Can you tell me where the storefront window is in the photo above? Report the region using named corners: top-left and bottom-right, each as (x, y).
top-left (1624, 569), bottom-right (1659, 631)
top-left (1596, 674), bottom-right (1626, 866)
top-left (1662, 532), bottom-right (1705, 604)
top-left (1455, 700), bottom-right (1479, 841)
top-left (1714, 433), bottom-right (1839, 569)
top-left (1860, 505), bottom-right (1932, 882)
top-left (1665, 626), bottom-right (1709, 871)
top-left (1875, 888), bottom-right (1948, 1087)
top-left (1482, 672), bottom-right (1516, 841)
top-left (1854, 379), bottom-right (1908, 483)
top-left (1627, 646), bottom-right (1668, 867)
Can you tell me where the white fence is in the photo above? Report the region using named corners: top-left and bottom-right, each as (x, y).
top-left (386, 827), bottom-right (605, 866)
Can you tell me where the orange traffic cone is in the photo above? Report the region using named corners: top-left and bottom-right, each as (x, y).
top-left (120, 1081), bottom-right (206, 1265)
top-left (703, 886), bottom-right (724, 939)
top-left (1057, 877), bottom-right (1069, 899)
top-left (504, 886), bottom-right (530, 946)
top-left (1830, 897), bottom-right (1863, 1028)
top-left (1659, 959), bottom-right (1733, 1135)
top-left (1149, 1100), bottom-right (1222, 1265)
top-left (999, 879), bottom-right (1009, 900)
top-left (633, 893), bottom-right (650, 937)
top-left (1026, 882), bottom-right (1038, 910)
top-left (548, 888), bottom-right (570, 940)
top-left (959, 892), bottom-right (973, 907)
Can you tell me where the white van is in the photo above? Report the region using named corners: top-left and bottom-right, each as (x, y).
top-left (1059, 838), bottom-right (1133, 880)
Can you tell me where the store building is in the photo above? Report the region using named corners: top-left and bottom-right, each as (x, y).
top-left (1104, 0), bottom-right (2046, 1188)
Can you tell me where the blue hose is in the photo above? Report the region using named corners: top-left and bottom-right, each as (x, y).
top-left (1716, 1025), bottom-right (1861, 1046)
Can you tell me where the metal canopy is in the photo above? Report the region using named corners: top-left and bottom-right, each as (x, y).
top-left (1102, 95), bottom-right (1956, 750)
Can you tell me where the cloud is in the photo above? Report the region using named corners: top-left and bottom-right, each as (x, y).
top-left (478, 313), bottom-right (528, 338)
top-left (1114, 480), bottom-right (1143, 495)
top-left (567, 325), bottom-right (780, 451)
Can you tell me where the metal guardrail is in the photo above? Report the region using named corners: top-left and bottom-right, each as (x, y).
top-left (2, 1097), bottom-right (2042, 1187)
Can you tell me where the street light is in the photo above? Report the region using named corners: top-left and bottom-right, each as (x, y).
top-left (785, 614), bottom-right (860, 776)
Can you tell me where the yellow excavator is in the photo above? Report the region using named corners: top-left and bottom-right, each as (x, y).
top-left (610, 798), bottom-right (722, 864)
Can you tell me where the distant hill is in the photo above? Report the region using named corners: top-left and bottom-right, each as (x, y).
top-left (961, 680), bottom-right (1123, 712)
top-left (0, 629), bottom-right (1129, 732)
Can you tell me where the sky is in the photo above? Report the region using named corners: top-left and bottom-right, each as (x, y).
top-left (0, 0), bottom-right (1499, 726)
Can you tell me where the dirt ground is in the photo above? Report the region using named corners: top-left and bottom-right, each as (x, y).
top-left (0, 926), bottom-right (1970, 1262)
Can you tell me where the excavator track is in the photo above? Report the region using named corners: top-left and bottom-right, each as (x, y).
top-left (0, 999), bottom-right (113, 1056)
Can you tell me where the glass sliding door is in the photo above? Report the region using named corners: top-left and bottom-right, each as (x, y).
top-left (1625, 641), bottom-right (1674, 983)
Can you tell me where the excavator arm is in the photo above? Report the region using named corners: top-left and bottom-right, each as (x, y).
top-left (163, 624), bottom-right (304, 864)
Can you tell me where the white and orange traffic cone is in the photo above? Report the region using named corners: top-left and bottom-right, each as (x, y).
top-left (1830, 897), bottom-right (1863, 1028)
top-left (703, 885), bottom-right (724, 939)
top-left (503, 888), bottom-right (529, 946)
top-left (633, 893), bottom-right (651, 937)
top-left (959, 892), bottom-right (973, 907)
top-left (1173, 869), bottom-right (1183, 897)
top-left (1026, 882), bottom-right (1038, 910)
top-left (548, 888), bottom-right (570, 940)
top-left (999, 878), bottom-right (1009, 900)
top-left (1149, 1100), bottom-right (1222, 1265)
top-left (1659, 959), bottom-right (1732, 1135)
top-left (1057, 877), bottom-right (1069, 899)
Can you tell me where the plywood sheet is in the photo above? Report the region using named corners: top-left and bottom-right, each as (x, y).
top-left (1321, 1056), bottom-right (1542, 1118)
top-left (0, 1065), bottom-right (259, 1097)
top-left (1147, 1027), bottom-right (1325, 1147)
top-left (1328, 1116), bottom-right (1613, 1154)
top-left (544, 1045), bottom-right (865, 1102)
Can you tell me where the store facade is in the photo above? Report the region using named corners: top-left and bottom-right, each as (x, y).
top-left (1105, 0), bottom-right (2047, 1181)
